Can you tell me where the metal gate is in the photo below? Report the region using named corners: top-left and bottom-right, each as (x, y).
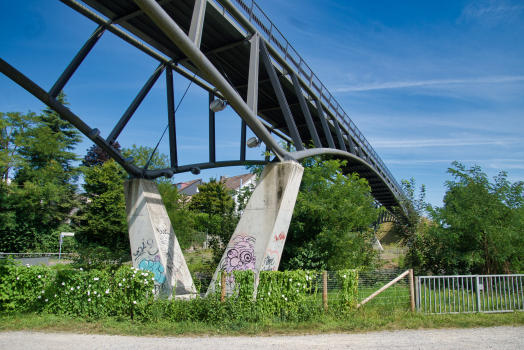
top-left (416, 274), bottom-right (524, 314)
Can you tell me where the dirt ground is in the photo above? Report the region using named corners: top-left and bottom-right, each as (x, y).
top-left (0, 326), bottom-right (522, 349)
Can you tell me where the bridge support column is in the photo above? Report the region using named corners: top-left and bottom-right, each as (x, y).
top-left (207, 160), bottom-right (304, 296)
top-left (124, 179), bottom-right (196, 298)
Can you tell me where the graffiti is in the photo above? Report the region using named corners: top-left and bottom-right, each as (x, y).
top-left (273, 231), bottom-right (286, 243)
top-left (156, 228), bottom-right (170, 255)
top-left (132, 239), bottom-right (158, 261)
top-left (261, 249), bottom-right (280, 271)
top-left (138, 258), bottom-right (166, 284)
top-left (221, 235), bottom-right (257, 274)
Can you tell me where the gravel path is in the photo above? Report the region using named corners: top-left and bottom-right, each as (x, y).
top-left (0, 326), bottom-right (522, 349)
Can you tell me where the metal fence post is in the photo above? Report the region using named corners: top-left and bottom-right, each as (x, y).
top-left (409, 269), bottom-right (415, 312)
top-left (323, 271), bottom-right (328, 312)
top-left (221, 271), bottom-right (226, 302)
top-left (476, 275), bottom-right (481, 313)
top-left (415, 276), bottom-right (420, 312)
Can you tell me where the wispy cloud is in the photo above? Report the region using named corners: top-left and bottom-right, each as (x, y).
top-left (385, 158), bottom-right (524, 165)
top-left (458, 0), bottom-right (524, 26)
top-left (372, 137), bottom-right (522, 148)
top-left (331, 75), bottom-right (524, 92)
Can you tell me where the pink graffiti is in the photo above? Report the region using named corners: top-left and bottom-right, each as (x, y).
top-left (273, 232), bottom-right (286, 243)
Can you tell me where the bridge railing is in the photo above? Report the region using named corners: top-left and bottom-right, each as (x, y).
top-left (215, 0), bottom-right (404, 196)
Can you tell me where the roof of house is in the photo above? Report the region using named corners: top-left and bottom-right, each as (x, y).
top-left (177, 179), bottom-right (201, 191)
top-left (220, 173), bottom-right (256, 191)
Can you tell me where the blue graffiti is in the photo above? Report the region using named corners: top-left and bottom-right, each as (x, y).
top-left (138, 259), bottom-right (166, 284)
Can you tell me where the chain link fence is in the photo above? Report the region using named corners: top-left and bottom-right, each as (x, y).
top-left (191, 269), bottom-right (412, 311)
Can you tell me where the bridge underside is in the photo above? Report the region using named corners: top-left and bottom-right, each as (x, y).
top-left (75, 0), bottom-right (403, 211)
top-left (0, 0), bottom-right (406, 215)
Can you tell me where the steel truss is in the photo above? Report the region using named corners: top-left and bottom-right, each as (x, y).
top-left (0, 0), bottom-right (406, 216)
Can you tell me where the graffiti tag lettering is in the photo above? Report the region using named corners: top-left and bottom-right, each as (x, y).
top-left (138, 258), bottom-right (166, 284)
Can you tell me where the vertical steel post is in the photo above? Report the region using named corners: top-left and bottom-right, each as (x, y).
top-left (188, 0), bottom-right (207, 48)
top-left (240, 120), bottom-right (247, 161)
top-left (476, 275), bottom-right (481, 313)
top-left (209, 91), bottom-right (216, 163)
top-left (166, 66), bottom-right (178, 168)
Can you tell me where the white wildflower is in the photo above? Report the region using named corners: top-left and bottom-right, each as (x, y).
top-left (16, 277), bottom-right (19, 280)
top-left (88, 298), bottom-right (91, 302)
top-left (38, 275), bottom-right (41, 278)
top-left (38, 296), bottom-right (41, 299)
top-left (88, 290), bottom-right (90, 296)
top-left (41, 291), bottom-right (44, 294)
top-left (118, 283), bottom-right (122, 287)
top-left (282, 295), bottom-right (285, 298)
top-left (298, 283), bottom-right (300, 286)
top-left (70, 287), bottom-right (74, 291)
top-left (94, 277), bottom-right (99, 281)
top-left (285, 298), bottom-right (288, 301)
top-left (133, 301), bottom-right (137, 304)
top-left (45, 299), bottom-right (48, 302)
top-left (94, 291), bottom-right (97, 294)
top-left (77, 286), bottom-right (80, 289)
top-left (54, 294), bottom-right (57, 298)
top-left (105, 289), bottom-right (109, 294)
top-left (89, 285), bottom-right (91, 288)
top-left (62, 282), bottom-right (65, 286)
top-left (343, 275), bottom-right (347, 278)
top-left (98, 294), bottom-right (100, 298)
top-left (152, 289), bottom-right (155, 293)
top-left (268, 292), bottom-right (270, 295)
top-left (152, 278), bottom-right (155, 281)
top-left (122, 278), bottom-right (125, 281)
top-left (144, 281), bottom-right (148, 285)
top-left (79, 268), bottom-right (83, 271)
top-left (289, 279), bottom-right (292, 282)
top-left (144, 273), bottom-right (148, 276)
top-left (296, 290), bottom-right (299, 293)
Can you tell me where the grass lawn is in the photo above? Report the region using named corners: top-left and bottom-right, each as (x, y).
top-left (1, 311), bottom-right (523, 337)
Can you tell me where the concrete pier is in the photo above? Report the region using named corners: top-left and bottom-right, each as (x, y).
top-left (124, 179), bottom-right (196, 298)
top-left (207, 161), bottom-right (304, 295)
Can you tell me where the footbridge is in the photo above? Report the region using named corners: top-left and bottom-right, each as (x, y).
top-left (1, 0), bottom-right (407, 296)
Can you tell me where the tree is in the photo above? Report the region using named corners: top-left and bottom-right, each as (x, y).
top-left (75, 159), bottom-right (129, 250)
top-left (0, 111), bottom-right (35, 182)
top-left (394, 178), bottom-right (429, 270)
top-left (412, 162), bottom-right (524, 275)
top-left (188, 179), bottom-right (238, 264)
top-left (280, 157), bottom-right (380, 271)
top-left (82, 142), bottom-right (120, 167)
top-left (0, 94), bottom-right (83, 253)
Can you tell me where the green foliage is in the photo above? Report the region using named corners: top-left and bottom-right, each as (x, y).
top-left (76, 160), bottom-right (129, 251)
top-left (281, 156), bottom-right (379, 271)
top-left (0, 94), bottom-right (83, 253)
top-left (0, 259), bottom-right (153, 318)
top-left (189, 179), bottom-right (239, 264)
top-left (0, 111), bottom-right (35, 181)
top-left (410, 162), bottom-right (524, 275)
top-left (337, 269), bottom-right (359, 308)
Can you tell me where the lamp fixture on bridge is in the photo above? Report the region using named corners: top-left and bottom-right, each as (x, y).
top-left (246, 137), bottom-right (262, 148)
top-left (209, 98), bottom-right (228, 112)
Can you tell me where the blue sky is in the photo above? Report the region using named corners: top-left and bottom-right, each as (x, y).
top-left (1, 0), bottom-right (523, 207)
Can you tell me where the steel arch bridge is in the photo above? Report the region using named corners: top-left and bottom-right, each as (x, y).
top-left (0, 0), bottom-right (406, 215)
